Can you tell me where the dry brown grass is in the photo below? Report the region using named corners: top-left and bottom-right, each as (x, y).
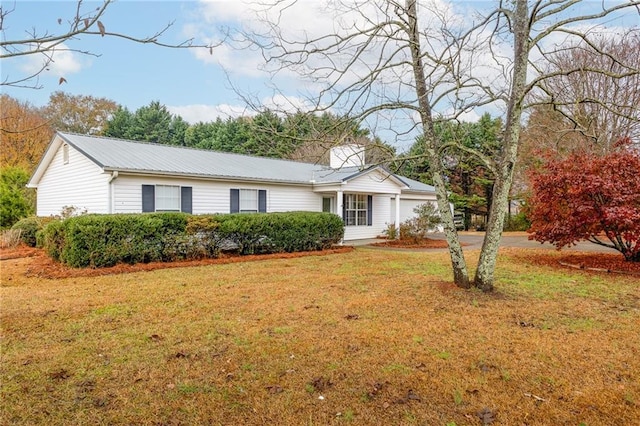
top-left (0, 229), bottom-right (22, 249)
top-left (1, 247), bottom-right (638, 425)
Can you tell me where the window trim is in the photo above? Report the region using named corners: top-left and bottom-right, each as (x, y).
top-left (230, 188), bottom-right (267, 213)
top-left (239, 188), bottom-right (259, 213)
top-left (343, 193), bottom-right (372, 227)
top-left (155, 184), bottom-right (181, 212)
top-left (141, 184), bottom-right (192, 213)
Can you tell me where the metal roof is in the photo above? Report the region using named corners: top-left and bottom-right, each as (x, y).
top-left (51, 132), bottom-right (435, 192)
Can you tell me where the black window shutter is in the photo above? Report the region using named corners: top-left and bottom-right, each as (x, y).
top-left (258, 190), bottom-right (267, 213)
top-left (230, 189), bottom-right (240, 213)
top-left (181, 187), bottom-right (192, 213)
top-left (142, 185), bottom-right (155, 212)
top-left (367, 195), bottom-right (373, 226)
top-left (342, 194), bottom-right (346, 222)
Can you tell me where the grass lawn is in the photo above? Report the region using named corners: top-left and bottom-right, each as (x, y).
top-left (1, 247), bottom-right (638, 425)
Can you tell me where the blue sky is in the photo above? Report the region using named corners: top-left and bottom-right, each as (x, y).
top-left (2, 1), bottom-right (638, 151)
top-left (2, 1), bottom-right (253, 118)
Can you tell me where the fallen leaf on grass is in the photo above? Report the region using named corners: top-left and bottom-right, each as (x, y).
top-left (345, 314), bottom-right (360, 320)
top-left (76, 379), bottom-right (96, 392)
top-left (308, 376), bottom-right (333, 392)
top-left (395, 389), bottom-right (421, 404)
top-left (93, 397), bottom-right (109, 408)
top-left (477, 407), bottom-right (496, 424)
top-left (265, 385), bottom-right (284, 394)
top-left (365, 381), bottom-right (388, 400)
top-left (49, 369), bottom-right (71, 380)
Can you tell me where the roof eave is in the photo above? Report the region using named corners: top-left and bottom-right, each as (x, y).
top-left (104, 168), bottom-right (315, 187)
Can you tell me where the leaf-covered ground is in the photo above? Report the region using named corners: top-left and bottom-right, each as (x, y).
top-left (3, 240), bottom-right (637, 279)
top-left (1, 246), bottom-right (638, 425)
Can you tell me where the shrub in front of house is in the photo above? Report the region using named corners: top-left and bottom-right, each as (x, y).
top-left (41, 213), bottom-right (189, 268)
top-left (214, 211), bottom-right (344, 255)
top-left (11, 216), bottom-right (56, 247)
top-left (40, 211), bottom-right (344, 268)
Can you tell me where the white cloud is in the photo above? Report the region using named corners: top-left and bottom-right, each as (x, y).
top-left (261, 94), bottom-right (319, 114)
top-left (21, 43), bottom-right (87, 77)
top-left (168, 94), bottom-right (323, 123)
top-left (167, 103), bottom-right (250, 123)
top-left (182, 0), bottom-right (636, 142)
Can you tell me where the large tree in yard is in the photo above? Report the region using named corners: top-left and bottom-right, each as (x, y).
top-left (528, 146), bottom-right (640, 262)
top-left (235, 0), bottom-right (640, 290)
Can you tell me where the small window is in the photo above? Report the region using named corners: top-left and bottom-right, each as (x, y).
top-left (239, 189), bottom-right (258, 213)
top-left (142, 185), bottom-right (192, 213)
top-left (322, 197), bottom-right (332, 213)
top-left (155, 185), bottom-right (181, 211)
top-left (63, 144), bottom-right (69, 164)
top-left (231, 189), bottom-right (266, 213)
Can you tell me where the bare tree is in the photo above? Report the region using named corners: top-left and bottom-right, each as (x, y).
top-left (529, 31), bottom-right (640, 153)
top-left (0, 0), bottom-right (218, 89)
top-left (235, 0), bottom-right (639, 291)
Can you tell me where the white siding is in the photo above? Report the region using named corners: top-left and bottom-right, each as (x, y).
top-left (341, 169), bottom-right (401, 194)
top-left (113, 175), bottom-right (322, 214)
top-left (391, 198), bottom-right (438, 224)
top-left (343, 194), bottom-right (390, 240)
top-left (36, 143), bottom-right (109, 216)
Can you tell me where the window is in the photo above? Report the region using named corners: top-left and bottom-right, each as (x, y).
top-left (240, 189), bottom-right (258, 213)
top-left (141, 185), bottom-right (192, 213)
top-left (230, 189), bottom-right (267, 213)
top-left (344, 194), bottom-right (371, 226)
top-left (156, 185), bottom-right (181, 211)
top-left (63, 144), bottom-right (69, 164)
top-left (322, 197), bottom-right (332, 213)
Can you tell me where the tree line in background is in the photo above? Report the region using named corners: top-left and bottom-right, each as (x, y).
top-left (0, 92), bottom-right (398, 228)
top-left (1, 90), bottom-right (509, 231)
top-left (2, 66), bottom-right (638, 247)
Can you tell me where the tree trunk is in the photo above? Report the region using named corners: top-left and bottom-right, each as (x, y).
top-left (405, 0), bottom-right (470, 288)
top-left (432, 165), bottom-right (471, 288)
top-left (474, 0), bottom-right (529, 291)
top-left (475, 164), bottom-right (514, 291)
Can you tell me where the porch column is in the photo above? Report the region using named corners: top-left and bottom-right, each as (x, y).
top-left (337, 189), bottom-right (344, 245)
top-left (395, 194), bottom-right (401, 239)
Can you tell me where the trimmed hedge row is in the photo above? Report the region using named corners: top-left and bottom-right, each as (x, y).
top-left (11, 216), bottom-right (57, 247)
top-left (40, 212), bottom-right (344, 268)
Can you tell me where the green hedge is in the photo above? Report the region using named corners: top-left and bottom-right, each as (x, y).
top-left (41, 213), bottom-right (189, 268)
top-left (40, 211), bottom-right (344, 268)
top-left (215, 211), bottom-right (344, 255)
top-left (11, 216), bottom-right (55, 247)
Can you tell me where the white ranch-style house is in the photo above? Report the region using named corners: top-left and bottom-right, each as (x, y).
top-left (28, 132), bottom-right (438, 241)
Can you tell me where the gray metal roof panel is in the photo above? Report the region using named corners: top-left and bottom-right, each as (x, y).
top-left (394, 175), bottom-right (436, 192)
top-left (59, 132), bottom-right (333, 184)
top-left (57, 132), bottom-right (435, 194)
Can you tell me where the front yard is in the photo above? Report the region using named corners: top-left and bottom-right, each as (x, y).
top-left (1, 247), bottom-right (638, 425)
